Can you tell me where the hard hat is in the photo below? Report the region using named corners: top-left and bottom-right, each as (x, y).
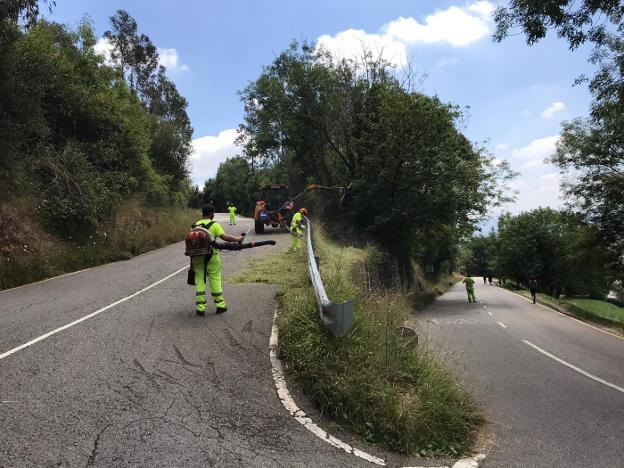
top-left (299, 208), bottom-right (307, 215)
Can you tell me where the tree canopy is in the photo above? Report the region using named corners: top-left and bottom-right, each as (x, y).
top-left (0, 8), bottom-right (193, 238)
top-left (238, 43), bottom-right (515, 286)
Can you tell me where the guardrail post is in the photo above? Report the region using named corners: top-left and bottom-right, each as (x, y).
top-left (303, 216), bottom-right (353, 338)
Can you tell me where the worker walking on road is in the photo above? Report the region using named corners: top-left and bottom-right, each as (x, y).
top-left (529, 276), bottom-right (538, 304)
top-left (228, 204), bottom-right (237, 225)
top-left (288, 208), bottom-right (307, 253)
top-left (192, 205), bottom-right (243, 315)
top-left (463, 276), bottom-right (476, 303)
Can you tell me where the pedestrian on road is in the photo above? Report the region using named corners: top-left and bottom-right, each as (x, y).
top-left (288, 208), bottom-right (307, 253)
top-left (228, 204), bottom-right (237, 225)
top-left (488, 273), bottom-right (493, 285)
top-left (483, 275), bottom-right (487, 284)
top-left (529, 276), bottom-right (538, 304)
top-left (192, 205), bottom-right (243, 315)
top-left (463, 277), bottom-right (476, 303)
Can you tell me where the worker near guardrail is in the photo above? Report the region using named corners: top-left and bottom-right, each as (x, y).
top-left (463, 276), bottom-right (476, 303)
top-left (288, 207), bottom-right (307, 253)
top-left (193, 205), bottom-right (243, 315)
top-left (228, 204), bottom-right (237, 225)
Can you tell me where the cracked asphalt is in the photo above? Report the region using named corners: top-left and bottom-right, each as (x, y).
top-left (0, 214), bottom-right (371, 468)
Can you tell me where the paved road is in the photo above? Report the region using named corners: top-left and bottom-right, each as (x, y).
top-left (411, 279), bottom-right (624, 468)
top-left (0, 214), bottom-right (371, 468)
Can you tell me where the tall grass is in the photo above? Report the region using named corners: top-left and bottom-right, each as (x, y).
top-left (0, 198), bottom-right (198, 290)
top-left (233, 229), bottom-right (482, 456)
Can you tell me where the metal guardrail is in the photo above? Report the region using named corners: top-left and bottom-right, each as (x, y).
top-left (303, 216), bottom-right (353, 337)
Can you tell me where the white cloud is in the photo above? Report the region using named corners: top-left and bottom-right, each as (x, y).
top-left (93, 39), bottom-right (189, 71)
top-left (316, 29), bottom-right (408, 67)
top-left (316, 1), bottom-right (494, 66)
top-left (384, 2), bottom-right (493, 47)
top-left (157, 47), bottom-right (189, 71)
top-left (540, 101), bottom-right (566, 119)
top-left (494, 138), bottom-right (564, 215)
top-left (436, 57), bottom-right (459, 68)
top-left (190, 129), bottom-right (239, 183)
top-left (94, 37), bottom-right (115, 65)
top-left (511, 135), bottom-right (559, 160)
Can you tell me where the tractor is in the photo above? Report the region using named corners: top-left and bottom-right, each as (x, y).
top-left (253, 183), bottom-right (352, 234)
top-left (253, 184), bottom-right (292, 234)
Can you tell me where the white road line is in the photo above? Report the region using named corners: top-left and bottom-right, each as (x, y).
top-left (487, 311), bottom-right (492, 316)
top-left (523, 340), bottom-right (624, 394)
top-left (0, 266), bottom-right (187, 361)
top-left (497, 322), bottom-right (507, 329)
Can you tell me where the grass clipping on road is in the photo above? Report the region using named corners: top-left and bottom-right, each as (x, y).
top-left (233, 229), bottom-right (482, 456)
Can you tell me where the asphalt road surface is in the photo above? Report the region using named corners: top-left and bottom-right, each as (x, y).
top-left (0, 214), bottom-right (373, 468)
top-left (412, 279), bottom-right (624, 468)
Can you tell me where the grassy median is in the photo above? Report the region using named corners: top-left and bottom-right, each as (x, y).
top-left (232, 229), bottom-right (482, 456)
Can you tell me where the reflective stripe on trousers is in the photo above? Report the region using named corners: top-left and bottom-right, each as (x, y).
top-left (192, 254), bottom-right (226, 312)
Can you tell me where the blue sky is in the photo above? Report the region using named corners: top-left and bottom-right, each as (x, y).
top-left (44, 1), bottom-right (597, 219)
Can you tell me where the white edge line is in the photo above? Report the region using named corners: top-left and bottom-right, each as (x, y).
top-left (497, 286), bottom-right (624, 341)
top-left (487, 311), bottom-right (492, 316)
top-left (522, 340), bottom-right (624, 394)
top-left (0, 266), bottom-right (187, 361)
top-left (497, 321), bottom-right (507, 329)
top-left (269, 308), bottom-right (387, 466)
top-left (269, 308), bottom-right (485, 467)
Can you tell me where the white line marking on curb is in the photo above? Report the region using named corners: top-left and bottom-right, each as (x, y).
top-left (487, 311), bottom-right (492, 316)
top-left (0, 266), bottom-right (187, 361)
top-left (497, 322), bottom-right (507, 329)
top-left (269, 309), bottom-right (387, 466)
top-left (482, 306), bottom-right (487, 309)
top-left (523, 340), bottom-right (624, 394)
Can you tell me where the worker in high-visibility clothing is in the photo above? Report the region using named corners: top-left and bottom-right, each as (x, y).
top-left (193, 205), bottom-right (243, 315)
top-left (228, 204), bottom-right (237, 225)
top-left (288, 208), bottom-right (307, 253)
top-left (463, 276), bottom-right (476, 303)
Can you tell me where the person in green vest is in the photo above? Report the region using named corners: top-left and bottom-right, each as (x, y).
top-left (463, 276), bottom-right (476, 303)
top-left (288, 207), bottom-right (307, 253)
top-left (227, 204), bottom-right (237, 225)
top-left (193, 205), bottom-right (243, 315)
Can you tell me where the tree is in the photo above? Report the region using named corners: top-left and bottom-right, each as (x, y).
top-left (0, 0), bottom-right (54, 26)
top-left (104, 10), bottom-right (193, 197)
top-left (493, 209), bottom-right (613, 297)
top-left (494, 1), bottom-right (624, 271)
top-left (493, 0), bottom-right (624, 50)
top-left (239, 42), bottom-right (515, 288)
top-left (203, 157), bottom-right (258, 214)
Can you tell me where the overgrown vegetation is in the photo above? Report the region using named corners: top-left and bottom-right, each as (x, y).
top-left (0, 4), bottom-right (196, 288)
top-left (233, 229), bottom-right (482, 456)
top-left (0, 197), bottom-right (197, 290)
